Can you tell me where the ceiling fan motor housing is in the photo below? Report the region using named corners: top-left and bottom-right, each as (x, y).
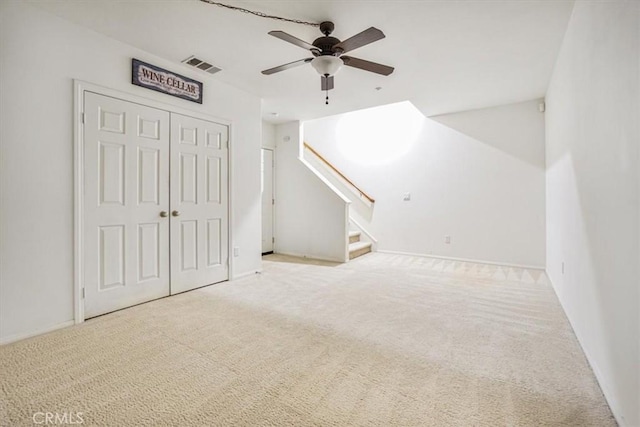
top-left (312, 36), bottom-right (342, 56)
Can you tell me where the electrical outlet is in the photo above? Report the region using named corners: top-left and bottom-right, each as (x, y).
top-left (445, 236), bottom-right (451, 244)
top-left (233, 247), bottom-right (240, 257)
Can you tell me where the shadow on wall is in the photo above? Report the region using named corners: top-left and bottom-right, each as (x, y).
top-left (302, 98), bottom-right (547, 267)
top-left (430, 99), bottom-right (546, 169)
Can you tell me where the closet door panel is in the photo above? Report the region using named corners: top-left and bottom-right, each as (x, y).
top-left (84, 92), bottom-right (170, 318)
top-left (170, 114), bottom-right (229, 294)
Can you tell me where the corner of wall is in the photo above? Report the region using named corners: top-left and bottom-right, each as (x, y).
top-left (544, 1), bottom-right (640, 425)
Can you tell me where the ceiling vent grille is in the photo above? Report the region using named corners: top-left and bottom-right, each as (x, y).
top-left (182, 56), bottom-right (222, 75)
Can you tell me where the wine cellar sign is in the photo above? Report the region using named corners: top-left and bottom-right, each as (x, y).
top-left (132, 58), bottom-right (203, 104)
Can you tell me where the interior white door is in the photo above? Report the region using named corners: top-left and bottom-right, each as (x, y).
top-left (83, 92), bottom-right (170, 318)
top-left (261, 149), bottom-right (274, 253)
top-left (170, 113), bottom-right (229, 294)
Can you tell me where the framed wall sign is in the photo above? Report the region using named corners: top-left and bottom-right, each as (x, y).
top-left (132, 58), bottom-right (203, 104)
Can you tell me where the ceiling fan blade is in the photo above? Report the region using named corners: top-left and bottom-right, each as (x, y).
top-left (321, 75), bottom-right (334, 91)
top-left (261, 58), bottom-right (313, 75)
top-left (268, 30), bottom-right (316, 51)
top-left (341, 56), bottom-right (394, 76)
top-left (333, 27), bottom-right (385, 54)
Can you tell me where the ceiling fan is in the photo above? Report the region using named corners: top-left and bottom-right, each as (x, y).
top-left (261, 21), bottom-right (394, 103)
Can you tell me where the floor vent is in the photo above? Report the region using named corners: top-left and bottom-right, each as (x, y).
top-left (182, 56), bottom-right (222, 75)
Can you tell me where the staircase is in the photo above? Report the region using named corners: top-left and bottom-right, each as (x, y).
top-left (348, 230), bottom-right (372, 260)
top-left (300, 142), bottom-right (376, 263)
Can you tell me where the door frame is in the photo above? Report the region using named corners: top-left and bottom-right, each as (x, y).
top-left (73, 80), bottom-right (233, 324)
top-left (261, 148), bottom-right (275, 254)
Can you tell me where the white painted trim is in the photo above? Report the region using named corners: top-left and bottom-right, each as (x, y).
top-left (261, 148), bottom-right (276, 254)
top-left (546, 274), bottom-right (626, 426)
top-left (73, 81), bottom-right (85, 325)
top-left (73, 79), bottom-right (233, 324)
top-left (299, 157), bottom-right (351, 205)
top-left (272, 150), bottom-right (277, 253)
top-left (377, 250), bottom-right (545, 271)
top-left (76, 80), bottom-right (233, 124)
top-left (0, 320), bottom-right (75, 346)
top-left (227, 120), bottom-right (234, 280)
top-left (348, 217), bottom-right (378, 251)
top-left (343, 203), bottom-right (350, 262)
top-left (303, 146), bottom-right (375, 208)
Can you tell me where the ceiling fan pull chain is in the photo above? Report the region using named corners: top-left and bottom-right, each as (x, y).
top-left (326, 88), bottom-right (329, 105)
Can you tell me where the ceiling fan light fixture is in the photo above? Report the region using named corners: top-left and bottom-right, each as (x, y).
top-left (311, 56), bottom-right (343, 77)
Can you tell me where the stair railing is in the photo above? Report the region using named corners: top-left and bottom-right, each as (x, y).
top-left (303, 142), bottom-right (375, 204)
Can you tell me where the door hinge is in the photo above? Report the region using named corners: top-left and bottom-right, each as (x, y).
top-left (272, 237), bottom-right (275, 243)
top-left (81, 288), bottom-right (85, 299)
top-left (272, 198), bottom-right (275, 205)
top-left (81, 113), bottom-right (85, 124)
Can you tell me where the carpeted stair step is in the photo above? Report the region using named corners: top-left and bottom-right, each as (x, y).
top-left (349, 241), bottom-right (372, 260)
top-left (349, 230), bottom-right (361, 244)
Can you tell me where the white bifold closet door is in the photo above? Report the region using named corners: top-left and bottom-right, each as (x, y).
top-left (169, 113), bottom-right (229, 294)
top-left (83, 92), bottom-right (229, 318)
top-left (84, 92), bottom-right (171, 318)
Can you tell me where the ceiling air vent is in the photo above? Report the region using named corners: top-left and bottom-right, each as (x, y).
top-left (182, 56), bottom-right (222, 75)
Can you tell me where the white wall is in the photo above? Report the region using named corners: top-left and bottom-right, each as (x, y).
top-left (274, 121), bottom-right (349, 262)
top-left (545, 1), bottom-right (639, 425)
top-left (303, 99), bottom-right (546, 268)
top-left (0, 2), bottom-right (262, 343)
top-left (262, 121), bottom-right (276, 149)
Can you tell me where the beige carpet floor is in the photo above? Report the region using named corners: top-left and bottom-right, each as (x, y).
top-left (0, 253), bottom-right (614, 426)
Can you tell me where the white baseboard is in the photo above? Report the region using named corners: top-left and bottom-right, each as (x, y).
top-left (0, 320), bottom-right (75, 346)
top-left (546, 274), bottom-right (628, 426)
top-left (232, 270), bottom-right (261, 280)
top-left (271, 251), bottom-right (345, 263)
top-left (377, 250), bottom-right (545, 270)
